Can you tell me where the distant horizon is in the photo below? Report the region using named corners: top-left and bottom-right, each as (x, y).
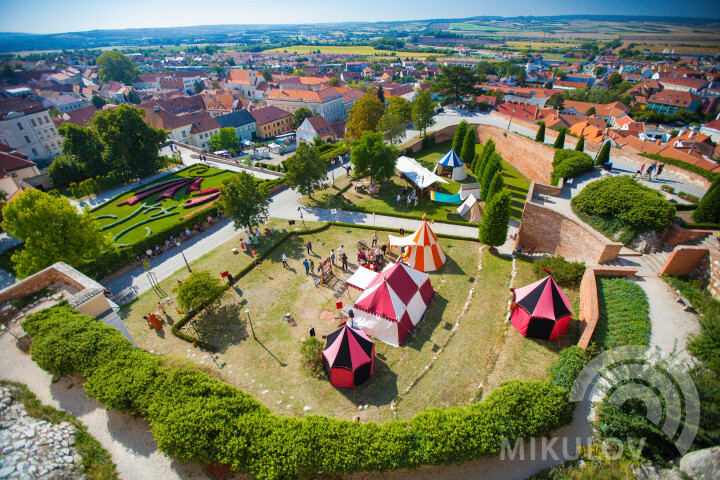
top-left (1, 0), bottom-right (719, 35)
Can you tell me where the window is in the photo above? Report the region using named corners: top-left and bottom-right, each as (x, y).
top-left (24, 135), bottom-right (31, 144)
top-left (17, 122), bottom-right (23, 131)
top-left (44, 116), bottom-right (50, 124)
top-left (31, 148), bottom-right (38, 156)
top-left (31, 119), bottom-right (36, 127)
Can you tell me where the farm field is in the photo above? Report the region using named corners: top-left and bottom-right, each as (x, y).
top-left (92, 165), bottom-right (234, 247)
top-left (263, 45), bottom-right (439, 58)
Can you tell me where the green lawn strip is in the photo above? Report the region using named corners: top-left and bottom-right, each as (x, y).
top-left (592, 276), bottom-right (651, 349)
top-left (0, 381), bottom-right (119, 480)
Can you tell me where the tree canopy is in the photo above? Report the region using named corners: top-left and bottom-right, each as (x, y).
top-left (345, 93), bottom-right (384, 140)
top-left (350, 131), bottom-right (398, 184)
top-left (96, 51), bottom-right (139, 84)
top-left (433, 65), bottom-right (478, 106)
top-left (209, 127), bottom-right (240, 153)
top-left (2, 189), bottom-right (113, 277)
top-left (452, 120), bottom-right (468, 154)
top-left (57, 123), bottom-right (106, 177)
top-left (478, 189), bottom-right (511, 247)
top-left (284, 143), bottom-right (327, 197)
top-left (292, 107), bottom-right (314, 129)
top-left (411, 89), bottom-right (435, 136)
top-left (173, 270), bottom-right (225, 312)
top-left (219, 172), bottom-right (270, 231)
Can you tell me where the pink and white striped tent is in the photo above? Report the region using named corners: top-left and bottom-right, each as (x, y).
top-left (350, 262), bottom-right (435, 347)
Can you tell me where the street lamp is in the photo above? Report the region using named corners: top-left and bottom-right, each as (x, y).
top-left (297, 207), bottom-right (307, 230)
top-left (175, 239), bottom-right (192, 273)
top-left (245, 306), bottom-right (256, 339)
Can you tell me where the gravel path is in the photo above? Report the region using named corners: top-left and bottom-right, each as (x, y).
top-left (0, 332), bottom-right (209, 480)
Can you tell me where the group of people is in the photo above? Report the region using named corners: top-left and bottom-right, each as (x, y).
top-left (137, 213), bottom-right (224, 263)
top-left (634, 162), bottom-right (665, 181)
top-left (396, 187), bottom-right (419, 209)
top-left (243, 228), bottom-right (262, 249)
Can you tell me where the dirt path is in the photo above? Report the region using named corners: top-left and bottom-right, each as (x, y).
top-left (0, 332), bottom-right (209, 480)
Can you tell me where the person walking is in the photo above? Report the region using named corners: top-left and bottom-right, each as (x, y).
top-left (303, 258), bottom-right (310, 275)
top-left (309, 259), bottom-right (315, 275)
top-left (341, 252), bottom-right (348, 271)
top-left (655, 163), bottom-right (664, 179)
top-left (396, 193), bottom-right (402, 206)
top-left (158, 301), bottom-right (166, 315)
top-left (338, 245), bottom-right (344, 257)
top-left (406, 195), bottom-right (412, 209)
top-left (281, 253), bottom-right (289, 269)
top-left (306, 240), bottom-right (313, 254)
top-left (330, 249), bottom-right (336, 265)
top-left (646, 163), bottom-right (656, 180)
top-left (636, 164), bottom-right (645, 179)
top-left (371, 231), bottom-right (378, 247)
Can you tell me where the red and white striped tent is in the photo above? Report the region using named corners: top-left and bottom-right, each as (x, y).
top-left (389, 215), bottom-right (446, 272)
top-left (350, 262), bottom-right (435, 347)
top-left (322, 324), bottom-right (375, 388)
top-left (510, 275), bottom-right (572, 340)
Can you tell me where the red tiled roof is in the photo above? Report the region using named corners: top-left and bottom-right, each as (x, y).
top-left (249, 106), bottom-right (291, 125)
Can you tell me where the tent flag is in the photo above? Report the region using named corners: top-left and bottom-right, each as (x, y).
top-left (430, 191), bottom-right (462, 204)
top-left (510, 275), bottom-right (572, 340)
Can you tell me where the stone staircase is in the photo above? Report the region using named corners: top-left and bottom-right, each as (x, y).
top-left (601, 231), bottom-right (718, 277)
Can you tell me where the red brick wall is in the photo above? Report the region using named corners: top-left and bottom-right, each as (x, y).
top-left (664, 225), bottom-right (713, 246)
top-left (709, 249), bottom-right (720, 301)
top-left (474, 125), bottom-right (555, 184)
top-left (658, 246), bottom-right (709, 276)
top-left (516, 183), bottom-right (624, 264)
top-left (0, 269), bottom-right (60, 303)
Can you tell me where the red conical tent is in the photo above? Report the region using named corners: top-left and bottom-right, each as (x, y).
top-left (322, 325), bottom-right (375, 388)
top-left (510, 275), bottom-right (572, 340)
top-left (401, 215), bottom-right (446, 272)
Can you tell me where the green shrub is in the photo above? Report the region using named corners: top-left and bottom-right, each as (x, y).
top-left (549, 346), bottom-right (591, 392)
top-left (22, 304), bottom-right (581, 480)
top-left (660, 184), bottom-right (675, 194)
top-left (300, 337), bottom-right (325, 376)
top-left (678, 191), bottom-right (700, 204)
top-left (478, 188), bottom-right (510, 247)
top-left (592, 276), bottom-right (650, 349)
top-left (532, 256), bottom-right (586, 287)
top-left (595, 141), bottom-right (611, 167)
top-left (421, 133), bottom-right (435, 149)
top-left (551, 149), bottom-right (594, 186)
top-left (571, 176), bottom-right (676, 240)
top-left (693, 178), bottom-right (720, 223)
top-left (173, 270), bottom-right (226, 312)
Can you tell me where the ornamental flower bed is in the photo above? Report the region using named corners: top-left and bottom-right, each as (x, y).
top-left (184, 192), bottom-right (220, 209)
top-left (117, 179), bottom-right (188, 206)
top-left (157, 179), bottom-right (195, 200)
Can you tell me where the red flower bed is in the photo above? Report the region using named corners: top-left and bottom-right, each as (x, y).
top-left (157, 179), bottom-right (195, 200)
top-left (185, 178), bottom-right (203, 194)
top-left (180, 199), bottom-right (219, 219)
top-left (183, 192), bottom-right (220, 209)
top-left (117, 179), bottom-right (187, 206)
top-left (192, 186), bottom-right (222, 197)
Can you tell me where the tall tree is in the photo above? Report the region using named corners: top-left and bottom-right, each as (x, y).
top-left (219, 172), bottom-right (270, 231)
top-left (345, 92), bottom-right (384, 140)
top-left (433, 65), bottom-right (478, 106)
top-left (595, 141), bottom-right (611, 166)
top-left (2, 189), bottom-right (113, 277)
top-left (193, 81), bottom-right (203, 94)
top-left (460, 128), bottom-right (476, 165)
top-left (575, 136), bottom-right (585, 152)
top-left (91, 95), bottom-right (106, 109)
top-left (57, 123), bottom-right (106, 177)
top-left (553, 128), bottom-right (566, 149)
top-left (92, 104), bottom-right (167, 177)
top-left (126, 90), bottom-right (141, 104)
top-left (377, 85), bottom-right (385, 104)
top-left (475, 139), bottom-right (495, 178)
top-left (284, 143), bottom-right (327, 198)
top-left (548, 92), bottom-right (565, 110)
top-left (351, 132), bottom-right (398, 184)
top-left (480, 152), bottom-right (502, 202)
top-left (411, 89), bottom-right (435, 136)
top-left (209, 127), bottom-right (240, 152)
top-left (385, 96), bottom-right (411, 123)
top-left (292, 107), bottom-right (314, 129)
top-left (327, 77), bottom-right (340, 87)
top-left (486, 169), bottom-right (505, 204)
top-left (96, 51), bottom-right (139, 84)
top-left (535, 121), bottom-right (546, 143)
top-left (478, 189), bottom-right (511, 247)
top-left (378, 109), bottom-right (407, 145)
top-left (692, 178), bottom-right (720, 224)
top-left (261, 69), bottom-right (273, 81)
top-left (452, 120), bottom-right (468, 154)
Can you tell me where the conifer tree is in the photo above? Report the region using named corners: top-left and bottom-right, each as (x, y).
top-left (480, 152), bottom-right (502, 202)
top-left (553, 128), bottom-right (566, 149)
top-left (452, 120), bottom-right (467, 154)
top-left (486, 169), bottom-right (505, 203)
top-left (535, 122), bottom-right (545, 143)
top-left (595, 141), bottom-right (611, 166)
top-left (460, 128), bottom-right (476, 165)
top-left (478, 189), bottom-right (511, 247)
top-left (575, 136), bottom-right (585, 152)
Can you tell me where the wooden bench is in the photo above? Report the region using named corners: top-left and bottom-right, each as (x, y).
top-left (677, 295), bottom-right (695, 312)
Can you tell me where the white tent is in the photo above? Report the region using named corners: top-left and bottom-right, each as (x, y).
top-left (433, 150), bottom-right (467, 182)
top-left (346, 266), bottom-right (379, 291)
top-left (395, 156), bottom-right (448, 189)
top-left (350, 263), bottom-right (435, 347)
top-left (456, 195), bottom-right (482, 222)
top-left (460, 183), bottom-right (480, 200)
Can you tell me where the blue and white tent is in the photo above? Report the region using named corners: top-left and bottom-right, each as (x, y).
top-left (433, 150), bottom-right (467, 181)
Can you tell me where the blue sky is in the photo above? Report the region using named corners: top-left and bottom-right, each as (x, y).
top-left (0, 0), bottom-right (719, 34)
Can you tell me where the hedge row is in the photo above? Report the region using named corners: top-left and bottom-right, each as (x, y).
top-left (23, 303), bottom-right (584, 480)
top-left (640, 153), bottom-right (720, 183)
top-left (339, 204), bottom-right (472, 227)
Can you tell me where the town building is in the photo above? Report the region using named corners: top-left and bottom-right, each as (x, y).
top-left (143, 108), bottom-right (220, 151)
top-left (41, 93), bottom-right (90, 113)
top-left (647, 90), bottom-right (702, 114)
top-left (0, 98), bottom-right (62, 162)
top-left (296, 115), bottom-right (337, 144)
top-left (265, 86), bottom-right (344, 123)
top-left (249, 106), bottom-right (292, 140)
top-left (214, 110), bottom-right (257, 141)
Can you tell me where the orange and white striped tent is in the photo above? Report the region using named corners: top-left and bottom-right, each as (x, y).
top-left (388, 215), bottom-right (446, 272)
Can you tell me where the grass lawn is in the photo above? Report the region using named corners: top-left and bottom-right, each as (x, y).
top-left (591, 276), bottom-right (650, 349)
top-left (300, 140), bottom-right (530, 223)
top-left (91, 165), bottom-right (235, 247)
top-left (481, 255), bottom-right (581, 396)
top-left (122, 223), bottom-right (522, 423)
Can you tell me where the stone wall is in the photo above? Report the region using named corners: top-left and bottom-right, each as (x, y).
top-left (0, 263), bottom-right (103, 304)
top-left (664, 224), bottom-right (713, 246)
top-left (474, 125), bottom-right (555, 184)
top-left (403, 125), bottom-right (456, 153)
top-left (709, 249), bottom-right (720, 301)
top-left (516, 183), bottom-right (624, 264)
top-left (658, 246), bottom-right (710, 276)
top-left (577, 265), bottom-right (638, 349)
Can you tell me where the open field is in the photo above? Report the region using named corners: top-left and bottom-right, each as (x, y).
top-left (300, 140), bottom-right (530, 222)
top-left (506, 41), bottom-right (582, 49)
top-left (449, 23), bottom-right (513, 32)
top-left (263, 45), bottom-right (439, 58)
top-left (91, 165), bottom-right (233, 247)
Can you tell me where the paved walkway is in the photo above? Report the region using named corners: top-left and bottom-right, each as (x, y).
top-left (0, 332), bottom-right (209, 480)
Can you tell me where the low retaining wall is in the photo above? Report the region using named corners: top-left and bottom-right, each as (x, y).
top-left (710, 249), bottom-right (720, 300)
top-left (658, 246), bottom-right (709, 276)
top-left (577, 265), bottom-right (638, 349)
top-left (516, 183), bottom-right (624, 264)
top-left (664, 224), bottom-right (712, 246)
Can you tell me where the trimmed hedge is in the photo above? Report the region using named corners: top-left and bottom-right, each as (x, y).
top-left (23, 303), bottom-right (585, 480)
top-left (550, 149), bottom-right (594, 186)
top-left (640, 153), bottom-right (720, 183)
top-left (339, 204), bottom-right (472, 227)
